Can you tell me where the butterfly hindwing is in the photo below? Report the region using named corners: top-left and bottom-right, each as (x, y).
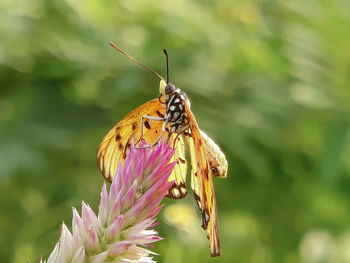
top-left (166, 135), bottom-right (188, 199)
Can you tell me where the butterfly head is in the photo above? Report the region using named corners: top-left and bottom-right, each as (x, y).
top-left (159, 79), bottom-right (176, 98)
top-left (159, 49), bottom-right (178, 99)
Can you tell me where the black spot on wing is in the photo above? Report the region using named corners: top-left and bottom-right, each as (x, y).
top-left (194, 192), bottom-right (201, 203)
top-left (123, 138), bottom-right (132, 160)
top-left (194, 192), bottom-right (202, 210)
top-left (115, 134), bottom-right (122, 141)
top-left (211, 167), bottom-right (219, 177)
top-left (201, 208), bottom-right (210, 229)
top-left (156, 110), bottom-right (165, 118)
top-left (204, 167), bottom-right (209, 179)
top-left (183, 131), bottom-right (190, 137)
top-left (144, 120), bottom-right (151, 129)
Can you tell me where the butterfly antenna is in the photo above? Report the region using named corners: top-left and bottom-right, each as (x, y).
top-left (109, 41), bottom-right (164, 80)
top-left (163, 49), bottom-right (169, 83)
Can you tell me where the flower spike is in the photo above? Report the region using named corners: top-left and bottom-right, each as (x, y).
top-left (41, 141), bottom-right (175, 263)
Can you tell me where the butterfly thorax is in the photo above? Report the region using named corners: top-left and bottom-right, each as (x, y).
top-left (165, 89), bottom-right (190, 134)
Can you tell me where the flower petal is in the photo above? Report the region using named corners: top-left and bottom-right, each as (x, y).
top-left (71, 246), bottom-right (85, 263)
top-left (98, 183), bottom-right (109, 227)
top-left (106, 215), bottom-right (124, 240)
top-left (89, 250), bottom-right (109, 263)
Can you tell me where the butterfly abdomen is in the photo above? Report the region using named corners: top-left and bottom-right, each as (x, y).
top-left (200, 130), bottom-right (228, 179)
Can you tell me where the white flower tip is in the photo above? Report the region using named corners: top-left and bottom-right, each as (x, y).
top-left (71, 246), bottom-right (85, 263)
top-left (89, 251), bottom-right (109, 263)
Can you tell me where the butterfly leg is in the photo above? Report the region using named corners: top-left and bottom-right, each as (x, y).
top-left (147, 120), bottom-right (169, 147)
top-left (135, 115), bottom-right (166, 147)
top-left (136, 120), bottom-right (169, 149)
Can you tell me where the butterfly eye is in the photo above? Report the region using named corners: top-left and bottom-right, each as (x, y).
top-left (165, 84), bottom-right (175, 95)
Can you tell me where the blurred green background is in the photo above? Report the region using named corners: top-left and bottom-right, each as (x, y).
top-left (1, 0), bottom-right (350, 262)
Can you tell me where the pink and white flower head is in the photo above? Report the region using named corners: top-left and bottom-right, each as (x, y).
top-left (41, 141), bottom-right (175, 263)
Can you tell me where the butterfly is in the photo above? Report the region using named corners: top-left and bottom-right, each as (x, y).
top-left (97, 42), bottom-right (228, 257)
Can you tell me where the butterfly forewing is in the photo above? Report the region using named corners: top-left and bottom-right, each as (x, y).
top-left (97, 99), bottom-right (189, 200)
top-left (184, 105), bottom-right (221, 257)
top-left (98, 99), bottom-right (163, 180)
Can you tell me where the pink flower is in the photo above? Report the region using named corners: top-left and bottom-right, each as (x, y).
top-left (41, 141), bottom-right (175, 263)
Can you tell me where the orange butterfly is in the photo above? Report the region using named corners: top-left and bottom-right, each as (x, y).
top-left (97, 42), bottom-right (228, 257)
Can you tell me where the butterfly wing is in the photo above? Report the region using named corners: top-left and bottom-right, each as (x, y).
top-left (98, 99), bottom-right (163, 181)
top-left (184, 107), bottom-right (221, 257)
top-left (97, 98), bottom-right (188, 198)
top-left (166, 134), bottom-right (188, 198)
top-left (200, 130), bottom-right (228, 179)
